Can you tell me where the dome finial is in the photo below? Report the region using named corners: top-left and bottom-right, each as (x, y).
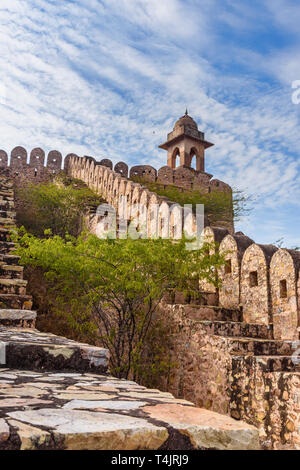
top-left (185, 108), bottom-right (188, 116)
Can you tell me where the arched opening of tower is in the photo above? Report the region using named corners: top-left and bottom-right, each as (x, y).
top-left (189, 148), bottom-right (198, 170)
top-left (171, 147), bottom-right (180, 169)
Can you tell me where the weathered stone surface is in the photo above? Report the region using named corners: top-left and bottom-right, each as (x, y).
top-left (63, 400), bottom-right (147, 410)
top-left (8, 419), bottom-right (51, 450)
top-left (0, 327), bottom-right (109, 373)
top-left (0, 372), bottom-right (17, 379)
top-left (0, 309), bottom-right (36, 320)
top-left (154, 301), bottom-right (300, 449)
top-left (3, 385), bottom-right (47, 396)
top-left (0, 398), bottom-right (52, 407)
top-left (199, 320), bottom-right (273, 339)
top-left (240, 244), bottom-right (277, 325)
top-left (270, 249), bottom-right (300, 340)
top-left (219, 234), bottom-right (253, 309)
top-left (0, 309), bottom-right (36, 328)
top-left (230, 356), bottom-right (300, 449)
top-left (68, 384), bottom-right (118, 392)
top-left (8, 409), bottom-right (168, 450)
top-left (0, 369), bottom-right (260, 450)
top-left (54, 392), bottom-right (113, 400)
top-left (143, 404), bottom-right (260, 450)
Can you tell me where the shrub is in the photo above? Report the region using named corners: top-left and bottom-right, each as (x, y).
top-left (15, 174), bottom-right (104, 238)
top-left (13, 230), bottom-right (225, 379)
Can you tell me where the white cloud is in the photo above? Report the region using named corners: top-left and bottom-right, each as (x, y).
top-left (0, 0), bottom-right (299, 244)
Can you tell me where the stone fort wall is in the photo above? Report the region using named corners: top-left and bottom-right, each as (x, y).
top-left (0, 146), bottom-right (233, 229)
top-left (0, 146), bottom-right (65, 183)
top-left (2, 146), bottom-right (300, 448)
top-left (156, 302), bottom-right (300, 450)
top-left (65, 152), bottom-right (300, 448)
top-left (0, 146), bottom-right (215, 234)
top-left (65, 151), bottom-right (300, 344)
top-left (0, 146), bottom-right (233, 231)
top-left (1, 147), bottom-right (299, 342)
top-left (0, 146), bottom-right (231, 191)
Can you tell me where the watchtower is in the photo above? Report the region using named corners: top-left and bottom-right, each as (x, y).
top-left (159, 110), bottom-right (213, 172)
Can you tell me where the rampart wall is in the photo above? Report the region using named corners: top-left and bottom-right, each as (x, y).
top-left (1, 147), bottom-right (299, 341)
top-left (3, 146), bottom-right (300, 449)
top-left (0, 147), bottom-right (233, 232)
top-left (156, 302), bottom-right (300, 449)
top-left (0, 146), bottom-right (231, 190)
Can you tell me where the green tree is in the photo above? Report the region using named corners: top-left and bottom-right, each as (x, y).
top-left (13, 229), bottom-right (225, 379)
top-left (16, 175), bottom-right (103, 238)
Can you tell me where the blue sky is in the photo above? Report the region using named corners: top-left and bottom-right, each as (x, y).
top-left (0, 0), bottom-right (299, 246)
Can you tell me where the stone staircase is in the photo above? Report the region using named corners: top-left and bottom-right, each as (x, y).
top-left (163, 294), bottom-right (300, 448)
top-left (0, 176), bottom-right (35, 325)
top-left (167, 291), bottom-right (299, 371)
top-left (0, 175), bottom-right (109, 374)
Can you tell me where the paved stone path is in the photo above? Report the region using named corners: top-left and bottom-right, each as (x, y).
top-left (0, 368), bottom-right (259, 450)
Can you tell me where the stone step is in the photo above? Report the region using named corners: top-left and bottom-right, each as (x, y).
top-left (0, 181), bottom-right (13, 189)
top-left (0, 242), bottom-right (15, 254)
top-left (0, 190), bottom-right (14, 201)
top-left (226, 336), bottom-right (294, 357)
top-left (0, 264), bottom-right (23, 279)
top-left (231, 355), bottom-right (300, 373)
top-left (198, 320), bottom-right (274, 340)
top-left (0, 190), bottom-right (14, 198)
top-left (0, 196), bottom-right (14, 203)
top-left (165, 290), bottom-right (218, 306)
top-left (0, 201), bottom-right (14, 211)
top-left (0, 293), bottom-right (32, 310)
top-left (0, 278), bottom-right (27, 295)
top-left (168, 304), bottom-right (243, 322)
top-left (0, 211), bottom-right (16, 219)
top-left (0, 309), bottom-right (36, 328)
top-left (0, 218), bottom-right (15, 226)
top-left (0, 254), bottom-right (21, 265)
top-left (0, 327), bottom-right (110, 375)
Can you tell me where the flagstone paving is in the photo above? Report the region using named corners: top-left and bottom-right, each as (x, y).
top-left (0, 368), bottom-right (259, 450)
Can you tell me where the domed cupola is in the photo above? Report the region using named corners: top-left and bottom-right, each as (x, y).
top-left (174, 110), bottom-right (198, 131)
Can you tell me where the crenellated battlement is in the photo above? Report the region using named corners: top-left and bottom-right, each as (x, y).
top-left (0, 146), bottom-right (64, 174)
top-left (0, 146), bottom-right (231, 193)
top-left (0, 147), bottom-right (232, 231)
